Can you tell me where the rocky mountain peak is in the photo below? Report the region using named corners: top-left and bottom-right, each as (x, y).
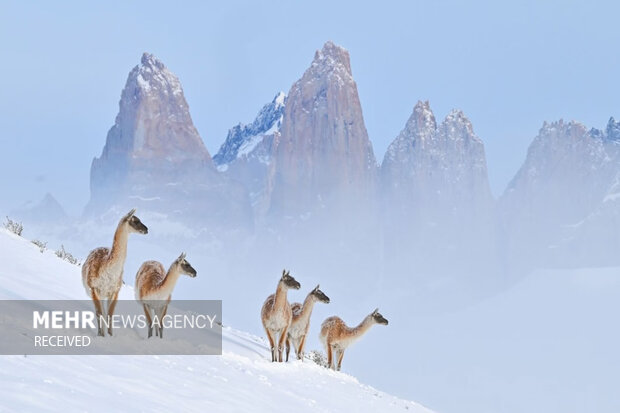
top-left (213, 92), bottom-right (286, 167)
top-left (103, 52), bottom-right (209, 165)
top-left (266, 41), bottom-right (377, 219)
top-left (308, 41), bottom-right (354, 86)
top-left (11, 192), bottom-right (67, 224)
top-left (408, 100), bottom-right (436, 137)
top-left (86, 54), bottom-right (252, 229)
top-left (140, 52), bottom-right (165, 70)
top-left (440, 109), bottom-right (480, 143)
top-left (383, 101), bottom-right (436, 165)
top-left (605, 117), bottom-right (620, 141)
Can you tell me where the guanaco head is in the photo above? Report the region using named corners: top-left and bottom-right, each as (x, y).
top-left (311, 284), bottom-right (330, 304)
top-left (123, 209), bottom-right (148, 234)
top-left (371, 308), bottom-right (389, 325)
top-left (176, 252), bottom-right (197, 278)
top-left (280, 269), bottom-right (300, 290)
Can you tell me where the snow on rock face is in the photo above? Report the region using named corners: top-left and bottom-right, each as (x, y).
top-left (499, 119), bottom-right (620, 266)
top-left (266, 41), bottom-right (377, 219)
top-left (380, 102), bottom-right (494, 268)
top-left (213, 92), bottom-right (286, 166)
top-left (380, 101), bottom-right (495, 272)
top-left (86, 53), bottom-right (251, 230)
top-left (382, 102), bottom-right (491, 208)
top-left (107, 52), bottom-right (209, 163)
top-left (212, 92), bottom-right (286, 206)
top-left (605, 116), bottom-right (620, 141)
top-left (0, 228), bottom-right (434, 413)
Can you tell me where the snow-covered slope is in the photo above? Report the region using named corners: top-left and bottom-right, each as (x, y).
top-left (0, 228), bottom-right (432, 413)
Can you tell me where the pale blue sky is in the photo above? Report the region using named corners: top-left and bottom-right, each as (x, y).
top-left (1, 1), bottom-right (619, 214)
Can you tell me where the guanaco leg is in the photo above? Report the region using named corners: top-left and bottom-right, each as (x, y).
top-left (337, 349), bottom-right (345, 371)
top-left (158, 303), bottom-right (169, 339)
top-left (297, 335), bottom-right (307, 360)
top-left (90, 289), bottom-right (105, 337)
top-left (327, 343), bottom-right (333, 369)
top-left (106, 289), bottom-right (120, 336)
top-left (285, 337), bottom-right (291, 362)
top-left (264, 327), bottom-right (276, 362)
top-left (143, 304), bottom-right (153, 338)
top-left (277, 326), bottom-right (289, 362)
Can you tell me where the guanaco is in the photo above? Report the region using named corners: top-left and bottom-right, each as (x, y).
top-left (261, 269), bottom-right (301, 362)
top-left (82, 208), bottom-right (148, 336)
top-left (285, 285), bottom-right (330, 361)
top-left (135, 252), bottom-right (197, 338)
top-left (319, 308), bottom-right (388, 371)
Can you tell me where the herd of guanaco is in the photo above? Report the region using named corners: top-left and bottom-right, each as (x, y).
top-left (82, 209), bottom-right (197, 338)
top-left (261, 270), bottom-right (388, 370)
top-left (82, 209), bottom-right (388, 371)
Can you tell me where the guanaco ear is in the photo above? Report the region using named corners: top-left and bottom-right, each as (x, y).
top-left (314, 284), bottom-right (320, 291)
top-left (373, 308), bottom-right (379, 314)
top-left (124, 208), bottom-right (136, 219)
top-left (281, 269), bottom-right (286, 278)
top-left (178, 252), bottom-right (186, 261)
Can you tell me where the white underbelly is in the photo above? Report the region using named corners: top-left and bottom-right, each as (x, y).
top-left (91, 268), bottom-right (122, 299)
top-left (288, 321), bottom-right (307, 340)
top-left (264, 312), bottom-right (289, 332)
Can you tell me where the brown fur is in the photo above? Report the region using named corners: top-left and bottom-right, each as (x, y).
top-left (260, 270), bottom-right (300, 362)
top-left (134, 253), bottom-right (196, 338)
top-left (135, 261), bottom-right (167, 300)
top-left (319, 309), bottom-right (388, 371)
top-left (81, 209), bottom-right (147, 336)
top-left (285, 285), bottom-right (330, 361)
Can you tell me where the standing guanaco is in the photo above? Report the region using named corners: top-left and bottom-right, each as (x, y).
top-left (286, 285), bottom-right (330, 361)
top-left (261, 270), bottom-right (301, 362)
top-left (135, 253), bottom-right (197, 338)
top-left (319, 308), bottom-right (388, 371)
top-left (82, 208), bottom-right (148, 336)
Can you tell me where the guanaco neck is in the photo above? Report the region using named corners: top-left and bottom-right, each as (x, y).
top-left (109, 222), bottom-right (129, 265)
top-left (296, 293), bottom-right (317, 324)
top-left (273, 282), bottom-right (289, 311)
top-left (156, 264), bottom-right (183, 296)
top-left (344, 314), bottom-right (374, 341)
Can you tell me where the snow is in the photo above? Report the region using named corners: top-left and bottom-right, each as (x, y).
top-left (213, 92), bottom-right (286, 167)
top-left (236, 133), bottom-right (265, 158)
top-left (0, 228), bottom-right (433, 413)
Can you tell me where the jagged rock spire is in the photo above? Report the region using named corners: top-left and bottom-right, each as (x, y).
top-left (86, 53), bottom-right (251, 230)
top-left (266, 41), bottom-right (377, 218)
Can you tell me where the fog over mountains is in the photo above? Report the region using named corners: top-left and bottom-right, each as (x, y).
top-left (14, 41), bottom-right (620, 285)
top-left (85, 52), bottom-right (251, 231)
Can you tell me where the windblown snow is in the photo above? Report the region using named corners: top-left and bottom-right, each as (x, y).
top-left (0, 229), bottom-right (433, 413)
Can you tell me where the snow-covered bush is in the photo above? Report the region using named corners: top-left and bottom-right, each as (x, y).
top-left (3, 216), bottom-right (23, 236)
top-left (307, 350), bottom-right (328, 368)
top-left (55, 245), bottom-right (81, 266)
top-left (31, 239), bottom-right (47, 253)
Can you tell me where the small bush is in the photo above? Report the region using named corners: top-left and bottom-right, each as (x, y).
top-left (55, 245), bottom-right (81, 266)
top-left (307, 350), bottom-right (329, 368)
top-left (4, 216), bottom-right (23, 236)
top-left (31, 239), bottom-right (47, 253)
